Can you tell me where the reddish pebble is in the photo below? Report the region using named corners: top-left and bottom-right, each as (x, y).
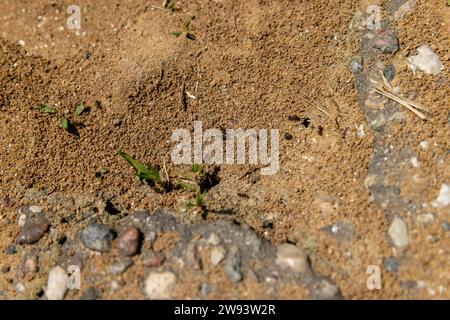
top-left (117, 226), bottom-right (141, 256)
top-left (17, 223), bottom-right (49, 245)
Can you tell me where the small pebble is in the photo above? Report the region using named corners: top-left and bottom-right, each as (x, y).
top-left (372, 30), bottom-right (399, 54)
top-left (442, 221), bottom-right (450, 231)
top-left (284, 132), bottom-right (293, 140)
top-left (17, 223), bottom-right (50, 245)
top-left (388, 217), bottom-right (409, 248)
top-left (144, 271), bottom-right (177, 299)
top-left (199, 283), bottom-right (213, 297)
top-left (383, 64), bottom-right (396, 81)
top-left (210, 246), bottom-right (227, 266)
top-left (420, 141), bottom-right (429, 150)
top-left (143, 253), bottom-right (166, 268)
top-left (6, 244), bottom-right (17, 255)
top-left (81, 287), bottom-right (99, 300)
top-left (408, 45), bottom-right (444, 75)
top-left (117, 226), bottom-right (141, 257)
top-left (383, 257), bottom-right (399, 272)
top-left (410, 157), bottom-right (420, 168)
top-left (23, 255), bottom-right (39, 273)
top-left (15, 283), bottom-right (26, 293)
top-left (108, 258), bottom-right (134, 275)
top-left (207, 233), bottom-right (221, 246)
top-left (224, 246), bottom-right (243, 283)
top-left (1, 265), bottom-right (10, 273)
top-left (275, 243), bottom-right (309, 273)
top-left (80, 224), bottom-right (114, 252)
top-left (417, 213), bottom-right (434, 224)
top-left (29, 206), bottom-right (43, 214)
top-left (432, 183), bottom-right (450, 208)
top-left (46, 266), bottom-right (68, 300)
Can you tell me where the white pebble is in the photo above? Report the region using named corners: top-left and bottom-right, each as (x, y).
top-left (144, 272), bottom-right (177, 299)
top-left (408, 45), bottom-right (444, 75)
top-left (46, 266), bottom-right (68, 300)
top-left (210, 247), bottom-right (227, 266)
top-left (275, 243), bottom-right (309, 273)
top-left (417, 213), bottom-right (434, 224)
top-left (410, 157), bottom-right (420, 168)
top-left (432, 183), bottom-right (450, 208)
top-left (18, 214), bottom-right (27, 227)
top-left (18, 40), bottom-right (25, 46)
top-left (388, 217), bottom-right (409, 248)
top-left (29, 205), bottom-right (42, 213)
top-left (420, 141), bottom-right (429, 150)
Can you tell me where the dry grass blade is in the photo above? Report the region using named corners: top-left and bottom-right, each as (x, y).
top-left (298, 94), bottom-right (333, 120)
top-left (373, 86), bottom-right (429, 120)
top-left (371, 72), bottom-right (432, 120)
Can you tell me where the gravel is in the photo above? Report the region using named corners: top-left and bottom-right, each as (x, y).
top-left (224, 246), bottom-right (243, 283)
top-left (144, 271), bottom-right (177, 299)
top-left (383, 257), bottom-right (399, 272)
top-left (210, 246), bottom-right (227, 266)
top-left (108, 258), bottom-right (134, 275)
top-left (80, 224), bottom-right (114, 252)
top-left (275, 243), bottom-right (309, 273)
top-left (6, 244), bottom-right (17, 255)
top-left (17, 223), bottom-right (50, 245)
top-left (46, 266), bottom-right (67, 300)
top-left (388, 217), bottom-right (409, 248)
top-left (372, 30), bottom-right (400, 54)
top-left (117, 226), bottom-right (141, 257)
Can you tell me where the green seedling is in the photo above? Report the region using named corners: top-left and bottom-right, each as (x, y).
top-left (118, 151), bottom-right (161, 183)
top-left (75, 102), bottom-right (88, 116)
top-left (172, 16), bottom-right (196, 40)
top-left (60, 117), bottom-right (70, 131)
top-left (186, 192), bottom-right (205, 209)
top-left (95, 168), bottom-right (108, 178)
top-left (191, 163), bottom-right (205, 177)
top-left (165, 1), bottom-right (177, 11)
top-left (40, 104), bottom-right (56, 114)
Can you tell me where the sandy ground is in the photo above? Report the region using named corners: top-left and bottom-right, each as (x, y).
top-left (0, 0), bottom-right (448, 300)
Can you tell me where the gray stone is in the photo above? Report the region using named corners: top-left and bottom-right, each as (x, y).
top-left (6, 244), bottom-right (16, 255)
top-left (108, 258), bottom-right (134, 275)
top-left (442, 221), bottom-right (450, 231)
top-left (383, 64), bottom-right (396, 82)
top-left (383, 257), bottom-right (399, 272)
top-left (80, 224), bottom-right (114, 252)
top-left (224, 246), bottom-right (243, 283)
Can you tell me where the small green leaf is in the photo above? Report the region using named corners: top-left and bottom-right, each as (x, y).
top-left (60, 117), bottom-right (70, 131)
top-left (75, 103), bottom-right (87, 116)
top-left (172, 31), bottom-right (183, 37)
top-left (41, 104), bottom-right (56, 114)
top-left (118, 151), bottom-right (161, 182)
